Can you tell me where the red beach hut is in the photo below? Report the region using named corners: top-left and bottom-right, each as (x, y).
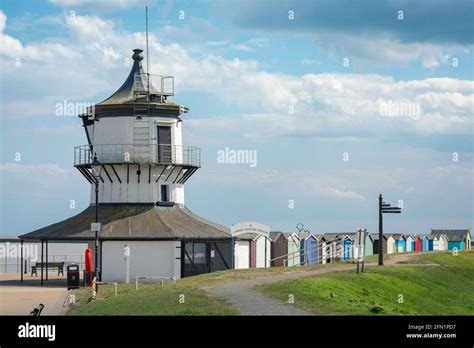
top-left (414, 235), bottom-right (423, 252)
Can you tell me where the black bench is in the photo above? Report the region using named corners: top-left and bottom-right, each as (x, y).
top-left (31, 262), bottom-right (65, 276)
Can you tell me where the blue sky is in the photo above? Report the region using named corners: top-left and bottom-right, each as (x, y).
top-left (0, 0), bottom-right (473, 236)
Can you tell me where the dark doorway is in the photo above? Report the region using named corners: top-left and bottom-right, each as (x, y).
top-left (161, 185), bottom-right (169, 202)
top-left (157, 126), bottom-right (172, 163)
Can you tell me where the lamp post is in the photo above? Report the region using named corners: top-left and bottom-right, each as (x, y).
top-left (91, 153), bottom-right (102, 291)
top-left (378, 194), bottom-right (402, 266)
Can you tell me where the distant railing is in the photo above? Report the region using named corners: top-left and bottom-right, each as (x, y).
top-left (74, 144), bottom-right (201, 167)
top-left (133, 73), bottom-right (174, 96)
top-left (0, 254), bottom-right (85, 273)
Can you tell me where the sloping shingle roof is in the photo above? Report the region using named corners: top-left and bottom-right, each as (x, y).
top-left (269, 231), bottom-right (291, 241)
top-left (19, 204), bottom-right (231, 241)
top-left (431, 229), bottom-right (469, 242)
top-left (371, 234), bottom-right (388, 241)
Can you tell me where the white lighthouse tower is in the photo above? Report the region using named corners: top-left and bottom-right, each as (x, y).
top-left (75, 48), bottom-right (199, 206)
top-left (20, 48), bottom-right (233, 282)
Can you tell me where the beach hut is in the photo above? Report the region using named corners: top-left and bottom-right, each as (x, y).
top-left (342, 235), bottom-right (353, 260)
top-left (233, 232), bottom-right (256, 268)
top-left (299, 232), bottom-right (318, 265)
top-left (231, 222), bottom-right (272, 269)
top-left (427, 235), bottom-right (439, 251)
top-left (269, 232), bottom-right (288, 267)
top-left (372, 234), bottom-right (388, 255)
top-left (405, 235), bottom-right (415, 252)
top-left (431, 229), bottom-right (471, 251)
top-left (365, 234), bottom-right (374, 256)
top-left (330, 237), bottom-right (342, 261)
top-left (323, 233), bottom-right (346, 261)
top-left (255, 234), bottom-right (271, 268)
top-left (390, 234), bottom-right (406, 253)
top-left (414, 235), bottom-right (423, 252)
top-left (320, 236), bottom-right (334, 264)
top-left (437, 234), bottom-right (449, 251)
top-left (286, 233), bottom-right (301, 266)
top-left (353, 233), bottom-right (374, 258)
top-left (422, 235), bottom-right (430, 251)
top-left (386, 235), bottom-right (397, 254)
top-left (315, 235), bottom-right (327, 264)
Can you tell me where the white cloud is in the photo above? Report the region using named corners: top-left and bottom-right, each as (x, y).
top-left (206, 40), bottom-right (231, 46)
top-left (1, 10), bottom-right (472, 141)
top-left (48, 0), bottom-right (148, 10)
top-left (0, 163), bottom-right (79, 188)
top-left (199, 167), bottom-right (368, 202)
top-left (195, 163), bottom-right (473, 206)
top-left (230, 44), bottom-right (253, 52)
top-left (314, 32), bottom-right (466, 69)
top-left (301, 58), bottom-right (319, 65)
top-left (230, 38), bottom-right (268, 52)
top-left (0, 162), bottom-right (70, 176)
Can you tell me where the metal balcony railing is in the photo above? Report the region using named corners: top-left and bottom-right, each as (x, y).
top-left (133, 73), bottom-right (174, 96)
top-left (74, 144), bottom-right (200, 167)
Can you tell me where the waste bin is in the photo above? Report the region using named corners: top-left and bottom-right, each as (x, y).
top-left (67, 264), bottom-right (80, 290)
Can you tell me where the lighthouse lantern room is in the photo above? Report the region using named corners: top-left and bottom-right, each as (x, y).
top-left (75, 48), bottom-right (199, 205)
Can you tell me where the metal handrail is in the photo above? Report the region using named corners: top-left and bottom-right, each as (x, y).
top-left (135, 276), bottom-right (176, 290)
top-left (270, 235), bottom-right (347, 267)
top-left (74, 144), bottom-right (200, 167)
top-left (282, 241), bottom-right (350, 267)
top-left (133, 73), bottom-right (174, 96)
top-left (1, 254), bottom-right (84, 273)
top-left (96, 281), bottom-right (118, 296)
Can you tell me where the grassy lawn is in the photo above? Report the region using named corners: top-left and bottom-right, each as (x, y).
top-left (256, 251), bottom-right (474, 315)
top-left (69, 282), bottom-right (239, 315)
top-left (68, 261), bottom-right (353, 315)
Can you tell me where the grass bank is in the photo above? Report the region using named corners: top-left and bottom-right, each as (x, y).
top-left (256, 251), bottom-right (474, 315)
top-left (68, 281), bottom-right (238, 315)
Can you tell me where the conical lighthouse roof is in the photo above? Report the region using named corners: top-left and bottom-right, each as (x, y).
top-left (97, 48), bottom-right (157, 106)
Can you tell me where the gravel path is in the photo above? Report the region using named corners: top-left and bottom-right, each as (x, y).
top-left (203, 252), bottom-right (429, 316)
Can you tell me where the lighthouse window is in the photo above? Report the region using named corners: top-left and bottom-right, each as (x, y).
top-left (160, 185), bottom-right (169, 202)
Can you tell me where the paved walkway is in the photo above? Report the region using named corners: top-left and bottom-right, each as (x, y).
top-left (0, 273), bottom-right (69, 315)
top-left (203, 253), bottom-right (430, 315)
